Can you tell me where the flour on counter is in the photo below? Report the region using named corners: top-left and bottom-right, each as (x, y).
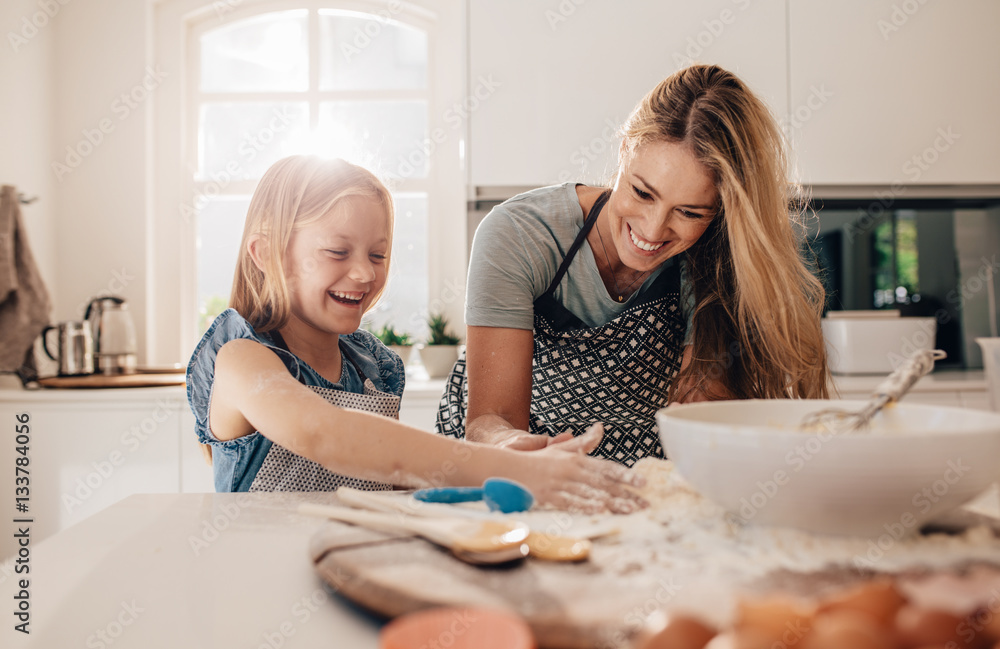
top-left (551, 458), bottom-right (1000, 626)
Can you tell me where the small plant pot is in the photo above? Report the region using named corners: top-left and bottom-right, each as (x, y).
top-left (389, 345), bottom-right (413, 365)
top-left (419, 345), bottom-right (459, 378)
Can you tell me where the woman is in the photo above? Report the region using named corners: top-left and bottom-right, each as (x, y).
top-left (437, 64), bottom-right (830, 466)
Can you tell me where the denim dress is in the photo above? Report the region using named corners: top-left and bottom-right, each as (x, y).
top-left (186, 309), bottom-right (405, 492)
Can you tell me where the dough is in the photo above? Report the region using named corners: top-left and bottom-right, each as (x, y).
top-left (626, 457), bottom-right (677, 508)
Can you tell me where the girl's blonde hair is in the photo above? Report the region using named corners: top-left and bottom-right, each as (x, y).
top-left (619, 64), bottom-right (829, 400)
top-left (230, 155), bottom-right (395, 332)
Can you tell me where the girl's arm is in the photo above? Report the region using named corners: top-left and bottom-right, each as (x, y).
top-left (211, 338), bottom-right (645, 512)
top-left (463, 325), bottom-right (552, 450)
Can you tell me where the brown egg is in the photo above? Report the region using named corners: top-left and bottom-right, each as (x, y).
top-left (735, 597), bottom-right (815, 645)
top-left (974, 605), bottom-right (1000, 642)
top-left (729, 627), bottom-right (787, 649)
top-left (800, 609), bottom-right (898, 649)
top-left (640, 615), bottom-right (717, 649)
top-left (894, 606), bottom-right (964, 648)
top-left (702, 632), bottom-right (738, 649)
top-left (818, 579), bottom-right (907, 627)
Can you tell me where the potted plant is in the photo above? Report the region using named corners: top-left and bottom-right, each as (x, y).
top-left (420, 313), bottom-right (462, 379)
top-left (373, 324), bottom-right (413, 365)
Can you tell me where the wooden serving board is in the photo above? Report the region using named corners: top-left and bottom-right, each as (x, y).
top-left (310, 522), bottom-right (661, 649)
top-left (310, 516), bottom-right (1000, 649)
top-left (37, 371), bottom-right (185, 389)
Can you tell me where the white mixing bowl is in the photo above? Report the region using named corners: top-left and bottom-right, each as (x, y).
top-left (656, 400), bottom-right (1000, 537)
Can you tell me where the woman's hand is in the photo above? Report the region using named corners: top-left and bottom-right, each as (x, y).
top-left (498, 433), bottom-right (551, 451)
top-left (499, 428), bottom-right (591, 451)
top-left (506, 424), bottom-right (649, 514)
top-left (465, 326), bottom-right (536, 443)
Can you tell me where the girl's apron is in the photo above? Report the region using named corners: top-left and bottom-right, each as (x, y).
top-left (436, 191), bottom-right (687, 467)
top-left (249, 343), bottom-right (399, 492)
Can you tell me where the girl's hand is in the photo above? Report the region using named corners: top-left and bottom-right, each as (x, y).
top-left (514, 424), bottom-right (649, 514)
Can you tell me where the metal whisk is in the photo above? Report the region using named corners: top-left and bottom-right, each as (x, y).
top-left (801, 349), bottom-right (947, 434)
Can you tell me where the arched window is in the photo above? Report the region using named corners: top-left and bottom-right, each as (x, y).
top-left (151, 0), bottom-right (465, 364)
top-left (189, 5), bottom-right (432, 336)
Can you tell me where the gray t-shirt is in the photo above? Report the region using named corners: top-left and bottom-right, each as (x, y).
top-left (466, 182), bottom-right (692, 332)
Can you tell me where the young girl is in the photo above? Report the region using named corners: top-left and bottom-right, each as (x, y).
top-left (186, 155), bottom-right (645, 513)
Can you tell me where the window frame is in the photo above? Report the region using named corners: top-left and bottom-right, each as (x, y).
top-left (152, 0), bottom-right (467, 364)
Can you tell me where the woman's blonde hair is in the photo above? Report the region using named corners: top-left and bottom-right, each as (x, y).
top-left (230, 155), bottom-right (395, 331)
top-left (619, 64), bottom-right (829, 400)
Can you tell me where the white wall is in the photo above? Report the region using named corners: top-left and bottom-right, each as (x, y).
top-left (50, 0), bottom-right (153, 360)
top-left (0, 0), bottom-right (57, 309)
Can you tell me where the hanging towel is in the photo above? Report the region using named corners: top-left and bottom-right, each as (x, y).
top-left (0, 185), bottom-right (52, 381)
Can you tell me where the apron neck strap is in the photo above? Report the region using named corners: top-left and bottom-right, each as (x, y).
top-left (540, 188), bottom-right (611, 299)
top-left (268, 329), bottom-right (370, 384)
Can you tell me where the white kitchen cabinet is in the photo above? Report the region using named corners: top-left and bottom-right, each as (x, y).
top-left (468, 0), bottom-right (789, 187)
top-left (788, 0), bottom-right (1000, 186)
top-left (0, 386), bottom-right (213, 560)
top-left (399, 379), bottom-right (446, 432)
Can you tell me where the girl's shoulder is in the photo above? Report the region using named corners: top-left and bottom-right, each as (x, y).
top-left (340, 329), bottom-right (405, 397)
top-left (187, 309), bottom-right (301, 386)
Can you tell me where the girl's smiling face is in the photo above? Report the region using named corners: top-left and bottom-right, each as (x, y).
top-left (283, 196), bottom-right (389, 337)
top-left (606, 140), bottom-right (719, 272)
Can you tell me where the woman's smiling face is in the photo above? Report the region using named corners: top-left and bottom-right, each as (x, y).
top-left (606, 139), bottom-right (719, 272)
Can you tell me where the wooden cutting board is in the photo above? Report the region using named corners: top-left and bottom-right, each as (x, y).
top-left (37, 371), bottom-right (185, 389)
top-left (310, 522), bottom-right (662, 649)
top-left (310, 517), bottom-right (1000, 649)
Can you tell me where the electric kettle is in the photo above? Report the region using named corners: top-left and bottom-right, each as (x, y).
top-left (85, 296), bottom-right (138, 375)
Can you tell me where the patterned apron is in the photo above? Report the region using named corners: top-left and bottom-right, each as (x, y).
top-left (249, 344), bottom-right (399, 492)
top-left (437, 191), bottom-right (687, 466)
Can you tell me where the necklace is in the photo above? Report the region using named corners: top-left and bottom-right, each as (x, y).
top-left (594, 218), bottom-right (651, 302)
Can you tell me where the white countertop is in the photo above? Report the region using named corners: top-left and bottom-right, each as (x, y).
top-left (831, 369), bottom-right (987, 394)
top-left (1, 493), bottom-right (381, 649)
top-left (1, 370), bottom-right (984, 403)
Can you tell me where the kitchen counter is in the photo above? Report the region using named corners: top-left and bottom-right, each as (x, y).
top-left (830, 369), bottom-right (987, 394)
top-left (0, 384), bottom-right (187, 403)
top-left (1, 492), bottom-right (381, 648)
top-left (6, 482), bottom-right (1000, 648)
